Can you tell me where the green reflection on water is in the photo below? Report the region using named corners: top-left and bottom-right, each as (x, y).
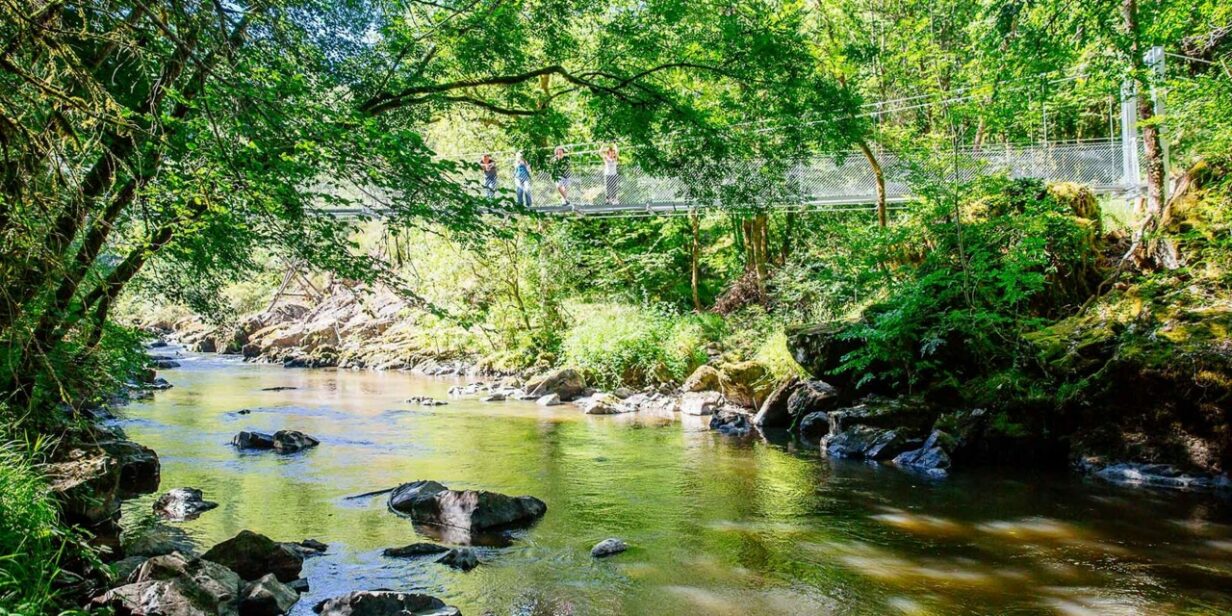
top-left (117, 358), bottom-right (1232, 615)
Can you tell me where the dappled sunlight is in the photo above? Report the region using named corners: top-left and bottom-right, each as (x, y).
top-left (870, 508), bottom-right (968, 538)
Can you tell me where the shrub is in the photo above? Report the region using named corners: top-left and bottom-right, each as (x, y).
top-left (836, 177), bottom-right (1105, 393)
top-left (560, 303), bottom-right (710, 388)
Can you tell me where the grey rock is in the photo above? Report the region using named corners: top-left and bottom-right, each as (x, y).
top-left (579, 393), bottom-right (631, 415)
top-left (752, 376), bottom-right (800, 428)
top-left (201, 530), bottom-right (303, 582)
top-left (272, 430), bottom-right (319, 453)
top-left (892, 430), bottom-right (956, 478)
top-left (524, 368), bottom-right (587, 402)
top-left (436, 547), bottom-right (479, 571)
top-left (312, 591), bottom-right (460, 616)
top-left (387, 480), bottom-right (547, 531)
top-left (240, 573), bottom-right (299, 616)
top-left (382, 543), bottom-right (449, 558)
top-left (480, 392), bottom-right (507, 402)
top-left (825, 426), bottom-right (920, 461)
top-left (154, 487), bottom-right (219, 521)
top-left (590, 538), bottom-right (628, 558)
top-left (93, 553), bottom-right (243, 616)
top-left (536, 393), bottom-right (563, 407)
top-left (680, 391), bottom-right (724, 416)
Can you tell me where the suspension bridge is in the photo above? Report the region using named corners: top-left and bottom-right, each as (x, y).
top-left (328, 51), bottom-right (1173, 219)
top-left (326, 137), bottom-right (1143, 218)
top-left (500, 138), bottom-right (1142, 217)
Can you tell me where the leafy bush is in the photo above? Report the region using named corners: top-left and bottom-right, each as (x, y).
top-left (836, 177), bottom-right (1104, 393)
top-left (560, 303), bottom-right (711, 388)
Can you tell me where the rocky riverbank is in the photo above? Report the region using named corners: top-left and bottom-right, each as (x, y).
top-left (164, 286), bottom-right (496, 376)
top-left (154, 279), bottom-right (1232, 493)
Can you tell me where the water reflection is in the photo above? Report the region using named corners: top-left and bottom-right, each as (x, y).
top-left (117, 358), bottom-right (1232, 615)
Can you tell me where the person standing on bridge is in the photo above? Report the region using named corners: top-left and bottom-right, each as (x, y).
top-left (480, 153), bottom-right (498, 199)
top-left (514, 152), bottom-right (533, 208)
top-left (551, 146), bottom-right (572, 207)
top-left (601, 144), bottom-right (619, 205)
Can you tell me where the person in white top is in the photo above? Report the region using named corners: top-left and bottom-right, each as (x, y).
top-left (601, 145), bottom-right (619, 205)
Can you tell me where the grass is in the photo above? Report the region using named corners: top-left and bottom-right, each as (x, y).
top-left (0, 435), bottom-right (75, 615)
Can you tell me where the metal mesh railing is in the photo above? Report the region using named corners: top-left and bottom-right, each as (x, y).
top-left (326, 139), bottom-right (1141, 218)
top-left (484, 139), bottom-right (1140, 216)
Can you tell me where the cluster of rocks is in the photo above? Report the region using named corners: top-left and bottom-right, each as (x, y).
top-left (164, 288), bottom-right (500, 378)
top-left (378, 479), bottom-right (625, 575)
top-left (95, 529), bottom-right (327, 616)
top-left (232, 430), bottom-right (320, 453)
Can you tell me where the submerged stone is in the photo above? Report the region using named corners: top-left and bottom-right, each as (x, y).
top-left (590, 538), bottom-right (628, 558)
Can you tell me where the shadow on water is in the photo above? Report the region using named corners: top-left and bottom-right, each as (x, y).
top-left (118, 357), bottom-right (1232, 615)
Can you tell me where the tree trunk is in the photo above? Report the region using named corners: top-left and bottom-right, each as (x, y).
top-left (690, 208), bottom-right (702, 312)
top-left (857, 139), bottom-right (888, 227)
top-left (1121, 0), bottom-right (1177, 269)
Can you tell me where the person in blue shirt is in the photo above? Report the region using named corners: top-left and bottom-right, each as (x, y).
top-left (514, 152), bottom-right (533, 208)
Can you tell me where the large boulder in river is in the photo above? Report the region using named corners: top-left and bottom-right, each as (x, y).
top-left (232, 431), bottom-right (275, 449)
top-left (313, 591), bottom-right (460, 616)
top-left (201, 530), bottom-right (303, 582)
top-left (786, 380), bottom-right (839, 427)
top-left (524, 368), bottom-right (587, 402)
top-left (387, 480), bottom-right (547, 531)
top-left (753, 376), bottom-right (801, 428)
top-left (272, 430), bottom-right (319, 453)
top-left (824, 426), bottom-right (920, 461)
top-left (93, 552), bottom-right (244, 616)
top-left (154, 487), bottom-right (219, 521)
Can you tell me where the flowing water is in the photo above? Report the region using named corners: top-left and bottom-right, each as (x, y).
top-left (117, 353), bottom-right (1232, 615)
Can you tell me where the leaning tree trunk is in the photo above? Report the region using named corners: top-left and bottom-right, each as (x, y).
top-left (1121, 0), bottom-right (1178, 270)
top-left (858, 139), bottom-right (888, 227)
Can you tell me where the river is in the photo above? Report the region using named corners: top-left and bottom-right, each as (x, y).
top-left (116, 353), bottom-right (1232, 615)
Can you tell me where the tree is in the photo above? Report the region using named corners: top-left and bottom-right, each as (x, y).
top-left (0, 0), bottom-right (841, 417)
